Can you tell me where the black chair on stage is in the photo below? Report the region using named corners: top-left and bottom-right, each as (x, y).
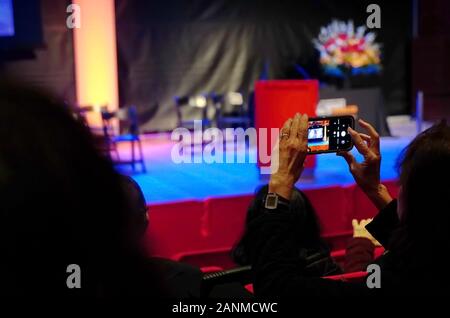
top-left (101, 105), bottom-right (146, 173)
top-left (212, 92), bottom-right (251, 129)
top-left (70, 104), bottom-right (94, 127)
top-left (175, 94), bottom-right (213, 130)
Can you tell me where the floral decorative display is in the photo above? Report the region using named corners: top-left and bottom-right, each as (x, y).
top-left (313, 20), bottom-right (381, 78)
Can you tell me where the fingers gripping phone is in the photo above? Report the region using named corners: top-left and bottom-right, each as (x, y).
top-left (307, 116), bottom-right (355, 154)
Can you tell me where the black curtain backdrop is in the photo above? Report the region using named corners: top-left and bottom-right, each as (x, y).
top-left (116, 0), bottom-right (412, 132)
top-left (1, 0), bottom-right (411, 132)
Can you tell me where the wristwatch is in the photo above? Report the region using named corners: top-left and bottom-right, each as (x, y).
top-left (264, 193), bottom-right (291, 210)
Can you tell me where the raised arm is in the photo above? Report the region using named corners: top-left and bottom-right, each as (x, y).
top-left (337, 119), bottom-right (393, 210)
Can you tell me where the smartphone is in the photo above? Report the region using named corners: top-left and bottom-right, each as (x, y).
top-left (307, 116), bottom-right (355, 154)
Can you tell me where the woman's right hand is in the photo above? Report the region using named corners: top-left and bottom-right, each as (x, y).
top-left (337, 119), bottom-right (393, 210)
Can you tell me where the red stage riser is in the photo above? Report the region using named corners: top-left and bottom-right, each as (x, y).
top-left (143, 180), bottom-right (399, 270)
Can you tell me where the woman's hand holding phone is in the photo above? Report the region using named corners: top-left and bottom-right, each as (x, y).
top-left (337, 119), bottom-right (393, 210)
top-left (267, 115), bottom-right (393, 209)
top-left (268, 113), bottom-right (309, 200)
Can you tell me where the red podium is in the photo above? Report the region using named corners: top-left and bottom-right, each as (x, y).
top-left (255, 80), bottom-right (318, 173)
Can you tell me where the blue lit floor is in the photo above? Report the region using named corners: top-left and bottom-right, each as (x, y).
top-left (117, 135), bottom-right (411, 204)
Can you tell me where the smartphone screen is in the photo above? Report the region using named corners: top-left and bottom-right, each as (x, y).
top-left (307, 116), bottom-right (354, 154)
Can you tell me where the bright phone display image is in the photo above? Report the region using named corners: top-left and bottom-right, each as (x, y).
top-left (307, 116), bottom-right (355, 154)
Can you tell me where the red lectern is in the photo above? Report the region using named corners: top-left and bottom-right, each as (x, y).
top-left (255, 80), bottom-right (318, 173)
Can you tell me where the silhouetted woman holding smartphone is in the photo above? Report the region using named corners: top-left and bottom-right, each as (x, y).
top-left (251, 113), bottom-right (450, 303)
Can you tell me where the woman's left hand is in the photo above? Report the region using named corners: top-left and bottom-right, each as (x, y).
top-left (269, 113), bottom-right (309, 200)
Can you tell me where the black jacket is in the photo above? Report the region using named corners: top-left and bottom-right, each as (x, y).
top-left (252, 199), bottom-right (445, 301)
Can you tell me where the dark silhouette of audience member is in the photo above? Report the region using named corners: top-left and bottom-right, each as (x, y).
top-left (119, 174), bottom-right (202, 298)
top-left (120, 175), bottom-right (149, 249)
top-left (250, 113), bottom-right (450, 301)
top-left (0, 81), bottom-right (162, 299)
top-left (233, 184), bottom-right (381, 279)
top-left (233, 185), bottom-right (340, 277)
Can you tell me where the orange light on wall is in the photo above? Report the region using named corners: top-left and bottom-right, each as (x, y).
top-left (72, 0), bottom-right (118, 127)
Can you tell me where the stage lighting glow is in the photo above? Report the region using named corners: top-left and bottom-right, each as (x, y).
top-left (313, 20), bottom-right (381, 78)
top-left (73, 0), bottom-right (118, 127)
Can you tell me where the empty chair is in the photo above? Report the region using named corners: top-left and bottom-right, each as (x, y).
top-left (213, 92), bottom-right (251, 129)
top-left (175, 95), bottom-right (213, 130)
top-left (70, 104), bottom-right (91, 125)
top-left (101, 105), bottom-right (146, 173)
top-left (68, 105), bottom-right (117, 158)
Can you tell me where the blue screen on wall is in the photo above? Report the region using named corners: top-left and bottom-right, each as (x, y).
top-left (0, 0), bottom-right (15, 37)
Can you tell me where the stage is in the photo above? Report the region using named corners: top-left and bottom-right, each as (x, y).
top-left (112, 126), bottom-right (417, 267)
top-left (116, 133), bottom-right (411, 204)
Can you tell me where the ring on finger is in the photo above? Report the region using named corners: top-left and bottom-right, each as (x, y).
top-left (280, 131), bottom-right (289, 138)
